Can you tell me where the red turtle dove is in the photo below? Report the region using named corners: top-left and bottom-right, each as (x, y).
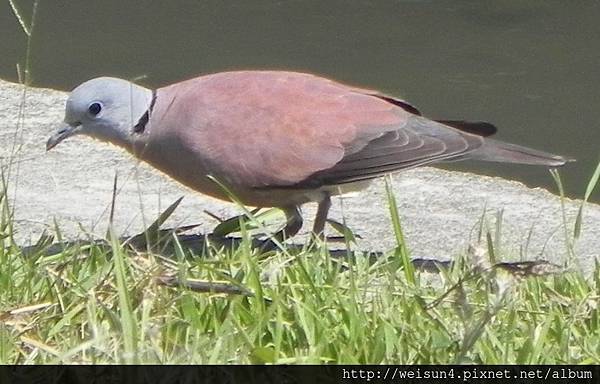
top-left (47, 71), bottom-right (571, 242)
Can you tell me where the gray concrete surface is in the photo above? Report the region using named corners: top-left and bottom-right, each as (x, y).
top-left (1, 79), bottom-right (598, 272)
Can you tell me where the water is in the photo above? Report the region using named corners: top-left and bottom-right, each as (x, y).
top-left (1, 0), bottom-right (598, 201)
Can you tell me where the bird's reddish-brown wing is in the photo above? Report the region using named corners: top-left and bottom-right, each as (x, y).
top-left (162, 71), bottom-right (484, 188)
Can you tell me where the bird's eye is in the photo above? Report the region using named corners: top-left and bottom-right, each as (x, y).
top-left (88, 102), bottom-right (102, 116)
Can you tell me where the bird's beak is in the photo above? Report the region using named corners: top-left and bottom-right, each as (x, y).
top-left (46, 124), bottom-right (80, 151)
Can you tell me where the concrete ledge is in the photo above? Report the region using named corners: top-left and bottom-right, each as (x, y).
top-left (1, 79), bottom-right (598, 271)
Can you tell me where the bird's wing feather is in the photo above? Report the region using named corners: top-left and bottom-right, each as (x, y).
top-left (300, 116), bottom-right (485, 186)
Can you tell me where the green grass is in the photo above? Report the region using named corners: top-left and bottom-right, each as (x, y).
top-left (1, 172), bottom-right (599, 364)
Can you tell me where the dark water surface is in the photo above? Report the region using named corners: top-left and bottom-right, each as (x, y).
top-left (1, 0), bottom-right (598, 201)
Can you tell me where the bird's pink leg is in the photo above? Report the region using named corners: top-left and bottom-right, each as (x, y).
top-left (258, 206), bottom-right (303, 252)
top-left (273, 206), bottom-right (303, 241)
top-left (312, 194), bottom-right (331, 239)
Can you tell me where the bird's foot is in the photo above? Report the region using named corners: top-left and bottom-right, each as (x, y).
top-left (319, 219), bottom-right (361, 242)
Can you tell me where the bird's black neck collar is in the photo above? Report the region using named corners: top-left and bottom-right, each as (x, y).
top-left (133, 89), bottom-right (157, 133)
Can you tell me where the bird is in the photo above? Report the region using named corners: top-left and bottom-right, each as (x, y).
top-left (46, 71), bottom-right (571, 245)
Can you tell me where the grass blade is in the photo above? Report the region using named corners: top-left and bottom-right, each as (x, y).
top-left (109, 228), bottom-right (138, 363)
top-left (384, 175), bottom-right (414, 285)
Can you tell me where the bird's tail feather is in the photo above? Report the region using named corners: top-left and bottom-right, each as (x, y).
top-left (467, 138), bottom-right (573, 167)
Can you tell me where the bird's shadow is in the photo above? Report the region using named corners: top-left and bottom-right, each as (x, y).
top-left (20, 196), bottom-right (450, 275)
top-left (21, 224), bottom-right (451, 276)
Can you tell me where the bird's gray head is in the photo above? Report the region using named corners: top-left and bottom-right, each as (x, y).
top-left (47, 77), bottom-right (153, 151)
